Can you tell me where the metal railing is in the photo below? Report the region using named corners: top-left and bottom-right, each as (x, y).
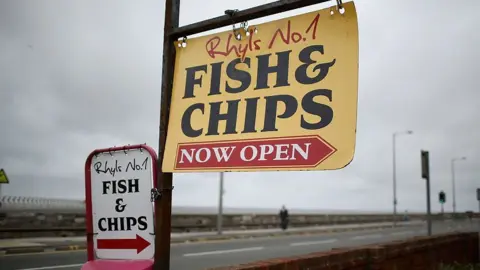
top-left (0, 196), bottom-right (476, 217)
top-left (0, 196), bottom-right (84, 214)
top-left (0, 195), bottom-right (408, 215)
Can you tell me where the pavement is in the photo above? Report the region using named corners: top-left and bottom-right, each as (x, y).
top-left (0, 219), bottom-right (477, 270)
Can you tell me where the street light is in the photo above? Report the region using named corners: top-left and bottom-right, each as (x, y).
top-left (451, 157), bottom-right (467, 214)
top-left (392, 130), bottom-right (413, 227)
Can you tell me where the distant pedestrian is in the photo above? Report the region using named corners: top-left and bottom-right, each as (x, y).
top-left (279, 205), bottom-right (289, 230)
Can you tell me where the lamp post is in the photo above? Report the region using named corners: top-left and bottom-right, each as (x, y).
top-left (392, 130), bottom-right (413, 227)
top-left (451, 157), bottom-right (466, 214)
top-left (217, 172), bottom-right (225, 235)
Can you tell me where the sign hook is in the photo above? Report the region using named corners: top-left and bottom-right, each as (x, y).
top-left (225, 9), bottom-right (243, 41)
top-left (150, 186), bottom-right (175, 202)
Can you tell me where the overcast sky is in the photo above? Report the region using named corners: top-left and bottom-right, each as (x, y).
top-left (0, 0), bottom-right (478, 213)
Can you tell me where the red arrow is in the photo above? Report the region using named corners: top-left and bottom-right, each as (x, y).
top-left (175, 135), bottom-right (337, 169)
top-left (97, 234), bottom-right (150, 254)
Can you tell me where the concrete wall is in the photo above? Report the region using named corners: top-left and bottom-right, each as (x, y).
top-left (210, 232), bottom-right (480, 269)
top-left (0, 211), bottom-right (475, 238)
top-left (1, 196), bottom-right (477, 238)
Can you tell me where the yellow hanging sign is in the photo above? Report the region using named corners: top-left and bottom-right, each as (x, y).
top-left (163, 2), bottom-right (359, 172)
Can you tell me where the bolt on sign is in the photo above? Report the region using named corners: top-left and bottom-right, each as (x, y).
top-left (163, 2), bottom-right (359, 172)
top-left (84, 145), bottom-right (157, 261)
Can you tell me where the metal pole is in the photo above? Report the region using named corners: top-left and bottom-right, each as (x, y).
top-left (392, 130), bottom-right (413, 227)
top-left (154, 0), bottom-right (180, 269)
top-left (426, 168), bottom-right (432, 236)
top-left (392, 133), bottom-right (397, 227)
top-left (451, 160), bottom-right (456, 214)
top-left (217, 172), bottom-right (224, 235)
top-left (170, 0), bottom-right (331, 38)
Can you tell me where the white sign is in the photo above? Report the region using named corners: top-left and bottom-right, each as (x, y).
top-left (89, 148), bottom-right (155, 260)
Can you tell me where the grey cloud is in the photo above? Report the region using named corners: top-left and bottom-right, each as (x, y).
top-left (1, 0), bottom-right (479, 213)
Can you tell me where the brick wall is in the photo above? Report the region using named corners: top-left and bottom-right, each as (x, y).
top-left (210, 232), bottom-right (479, 270)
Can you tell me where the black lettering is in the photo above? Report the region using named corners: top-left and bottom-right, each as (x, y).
top-left (301, 89), bottom-right (333, 129)
top-left (242, 97), bottom-right (259, 133)
top-left (254, 50), bottom-right (291, 90)
top-left (295, 45), bottom-right (336, 85)
top-left (115, 198), bottom-right (127, 212)
top-left (102, 181), bottom-right (111, 195)
top-left (107, 217), bottom-right (119, 231)
top-left (181, 103), bottom-right (204, 137)
top-left (98, 216), bottom-right (148, 231)
top-left (137, 216), bottom-right (148, 231)
top-left (110, 181), bottom-right (116, 193)
top-left (209, 62), bottom-right (223, 96)
top-left (262, 95), bottom-right (298, 132)
top-left (102, 179), bottom-right (139, 194)
top-left (119, 217), bottom-right (125, 231)
top-left (93, 160), bottom-right (121, 177)
top-left (126, 217), bottom-right (137, 230)
top-left (98, 218), bottom-right (107, 231)
top-left (117, 179), bottom-right (127, 194)
top-left (141, 157), bottom-right (148, 170)
top-left (225, 58), bottom-right (251, 94)
top-left (126, 157), bottom-right (149, 172)
top-left (128, 179), bottom-right (139, 193)
top-left (93, 162), bottom-right (103, 174)
top-left (184, 65), bottom-right (207, 99)
top-left (206, 100), bottom-right (240, 136)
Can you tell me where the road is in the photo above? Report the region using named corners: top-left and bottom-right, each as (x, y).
top-left (1, 220), bottom-right (478, 270)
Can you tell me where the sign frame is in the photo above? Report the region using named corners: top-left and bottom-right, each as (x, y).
top-left (84, 144), bottom-right (158, 262)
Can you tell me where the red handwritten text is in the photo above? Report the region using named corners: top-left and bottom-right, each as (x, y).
top-left (204, 13), bottom-right (321, 60)
top-left (205, 30), bottom-right (261, 62)
top-left (268, 14), bottom-right (320, 49)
